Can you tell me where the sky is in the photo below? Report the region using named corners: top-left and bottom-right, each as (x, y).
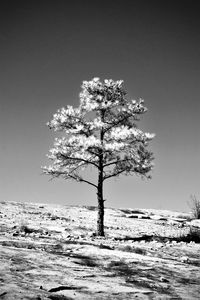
top-left (0, 0), bottom-right (200, 212)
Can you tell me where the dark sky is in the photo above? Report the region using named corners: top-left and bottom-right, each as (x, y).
top-left (0, 0), bottom-right (200, 211)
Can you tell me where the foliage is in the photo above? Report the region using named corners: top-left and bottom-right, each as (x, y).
top-left (189, 195), bottom-right (200, 219)
top-left (117, 244), bottom-right (147, 254)
top-left (176, 226), bottom-right (200, 243)
top-left (43, 78), bottom-right (155, 184)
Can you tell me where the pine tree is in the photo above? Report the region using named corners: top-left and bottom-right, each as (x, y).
top-left (43, 78), bottom-right (155, 236)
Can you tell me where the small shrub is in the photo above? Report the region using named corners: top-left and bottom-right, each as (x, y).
top-left (107, 260), bottom-right (134, 277)
top-left (73, 255), bottom-right (98, 267)
top-left (99, 243), bottom-right (114, 250)
top-left (17, 222), bottom-right (44, 235)
top-left (48, 295), bottom-right (73, 300)
top-left (120, 209), bottom-right (145, 215)
top-left (0, 200), bottom-right (6, 204)
top-left (80, 257), bottom-right (98, 267)
top-left (74, 225), bottom-right (88, 231)
top-left (187, 227), bottom-right (200, 243)
top-left (189, 195), bottom-right (200, 219)
top-left (84, 206), bottom-right (97, 211)
top-left (176, 226), bottom-right (200, 243)
top-left (175, 213), bottom-right (192, 220)
top-left (133, 247), bottom-right (147, 255)
top-left (117, 244), bottom-right (146, 255)
top-left (20, 224), bottom-right (40, 234)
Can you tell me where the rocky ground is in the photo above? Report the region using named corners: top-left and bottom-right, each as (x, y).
top-left (0, 200), bottom-right (200, 299)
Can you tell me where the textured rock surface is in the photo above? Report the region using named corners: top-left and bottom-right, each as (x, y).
top-left (0, 201), bottom-right (200, 299)
top-left (189, 219), bottom-right (200, 228)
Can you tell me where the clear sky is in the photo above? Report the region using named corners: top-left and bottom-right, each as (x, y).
top-left (0, 0), bottom-right (199, 212)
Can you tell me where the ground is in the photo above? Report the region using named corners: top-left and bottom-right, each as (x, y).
top-left (0, 201), bottom-right (200, 299)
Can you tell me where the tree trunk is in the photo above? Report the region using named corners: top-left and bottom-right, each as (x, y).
top-left (97, 180), bottom-right (104, 236)
top-left (97, 110), bottom-right (105, 236)
top-left (97, 148), bottom-right (104, 236)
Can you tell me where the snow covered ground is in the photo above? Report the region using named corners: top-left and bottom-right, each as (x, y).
top-left (0, 201), bottom-right (200, 299)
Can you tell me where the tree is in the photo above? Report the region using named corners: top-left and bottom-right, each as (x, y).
top-left (43, 78), bottom-right (155, 236)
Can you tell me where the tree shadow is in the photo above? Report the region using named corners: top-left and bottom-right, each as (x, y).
top-left (104, 259), bottom-right (192, 298)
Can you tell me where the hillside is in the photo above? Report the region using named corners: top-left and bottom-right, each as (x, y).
top-left (0, 201), bottom-right (200, 299)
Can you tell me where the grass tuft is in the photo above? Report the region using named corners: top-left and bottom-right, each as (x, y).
top-left (177, 227), bottom-right (200, 243)
top-left (117, 244), bottom-right (147, 255)
top-left (189, 195), bottom-right (200, 219)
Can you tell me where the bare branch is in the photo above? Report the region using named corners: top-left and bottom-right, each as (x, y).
top-left (60, 154), bottom-right (98, 168)
top-left (45, 170), bottom-right (98, 189)
top-left (68, 174), bottom-right (98, 189)
top-left (103, 168), bottom-right (127, 181)
top-left (103, 158), bottom-right (133, 168)
top-left (78, 178), bottom-right (98, 189)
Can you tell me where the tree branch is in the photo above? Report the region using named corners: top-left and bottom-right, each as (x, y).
top-left (60, 154), bottom-right (98, 168)
top-left (103, 168), bottom-right (127, 181)
top-left (103, 158), bottom-right (133, 168)
top-left (69, 174), bottom-right (98, 189)
top-left (104, 112), bottom-right (133, 132)
top-left (46, 170), bottom-right (98, 189)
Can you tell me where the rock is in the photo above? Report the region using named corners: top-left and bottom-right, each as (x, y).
top-left (138, 215), bottom-right (150, 219)
top-left (120, 209), bottom-right (145, 215)
top-left (99, 243), bottom-right (114, 250)
top-left (167, 219), bottom-right (179, 226)
top-left (180, 256), bottom-right (190, 263)
top-left (88, 232), bottom-right (96, 237)
top-left (160, 276), bottom-right (169, 282)
top-left (170, 217), bottom-right (188, 223)
top-left (178, 223), bottom-right (185, 228)
top-left (128, 214), bottom-right (150, 219)
top-left (0, 292), bottom-right (7, 297)
top-left (13, 232), bottom-right (19, 236)
top-left (189, 219), bottom-right (200, 228)
top-left (171, 240), bottom-right (177, 245)
top-left (128, 214), bottom-right (139, 218)
top-left (130, 209), bottom-right (146, 214)
top-left (150, 215), bottom-right (167, 221)
top-left (155, 242), bottom-right (164, 248)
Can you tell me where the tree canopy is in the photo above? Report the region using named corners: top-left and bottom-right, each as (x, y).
top-left (43, 78), bottom-right (155, 184)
